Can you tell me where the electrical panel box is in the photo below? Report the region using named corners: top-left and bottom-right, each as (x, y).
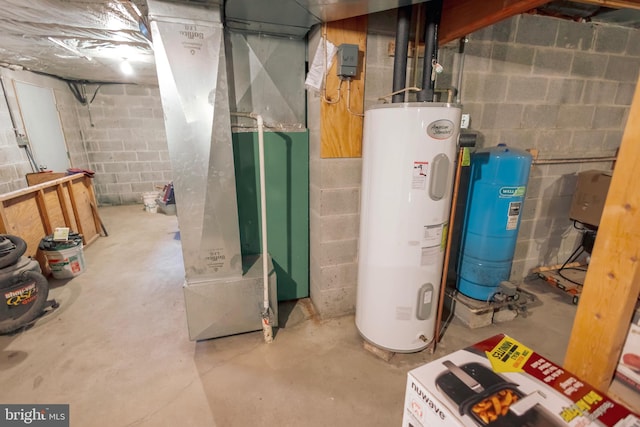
top-left (337, 44), bottom-right (359, 78)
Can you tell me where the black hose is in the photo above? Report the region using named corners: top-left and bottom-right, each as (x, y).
top-left (392, 6), bottom-right (412, 103)
top-left (0, 235), bottom-right (27, 269)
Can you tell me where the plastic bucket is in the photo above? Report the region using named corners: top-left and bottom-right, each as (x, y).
top-left (43, 244), bottom-right (85, 279)
top-left (142, 192), bottom-right (159, 213)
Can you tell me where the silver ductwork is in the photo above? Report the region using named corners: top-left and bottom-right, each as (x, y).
top-left (148, 0), bottom-right (241, 281)
top-left (148, 0), bottom-right (277, 341)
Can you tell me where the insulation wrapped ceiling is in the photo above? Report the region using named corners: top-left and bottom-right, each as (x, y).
top-left (0, 0), bottom-right (157, 84)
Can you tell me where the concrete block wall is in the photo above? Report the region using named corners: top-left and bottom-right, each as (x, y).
top-left (437, 14), bottom-right (639, 277)
top-left (307, 26), bottom-right (362, 317)
top-left (76, 84), bottom-right (170, 205)
top-left (0, 75), bottom-right (32, 194)
top-left (308, 11), bottom-right (639, 317)
top-left (0, 68), bottom-right (84, 194)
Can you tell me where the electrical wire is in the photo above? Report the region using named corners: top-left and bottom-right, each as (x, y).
top-left (345, 78), bottom-right (364, 117)
top-left (321, 24), bottom-right (342, 105)
top-left (24, 144), bottom-right (39, 172)
top-left (377, 86), bottom-right (422, 103)
top-left (558, 231), bottom-right (595, 286)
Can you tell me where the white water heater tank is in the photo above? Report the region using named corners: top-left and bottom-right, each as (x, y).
top-left (356, 103), bottom-right (461, 352)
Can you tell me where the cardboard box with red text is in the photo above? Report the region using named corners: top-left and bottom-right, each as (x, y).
top-left (612, 308), bottom-right (640, 412)
top-left (403, 334), bottom-right (639, 427)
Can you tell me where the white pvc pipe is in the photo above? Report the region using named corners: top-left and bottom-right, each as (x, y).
top-left (230, 111), bottom-right (273, 343)
top-left (255, 114), bottom-right (269, 312)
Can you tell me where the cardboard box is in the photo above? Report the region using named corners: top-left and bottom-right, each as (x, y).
top-left (569, 170), bottom-right (612, 227)
top-left (402, 334), bottom-right (639, 427)
top-left (612, 308), bottom-right (640, 412)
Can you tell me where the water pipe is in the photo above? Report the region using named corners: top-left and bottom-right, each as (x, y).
top-left (230, 111), bottom-right (274, 344)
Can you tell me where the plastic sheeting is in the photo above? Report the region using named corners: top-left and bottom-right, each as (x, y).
top-left (0, 0), bottom-right (157, 84)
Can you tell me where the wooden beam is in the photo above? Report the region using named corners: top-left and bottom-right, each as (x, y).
top-left (577, 0), bottom-right (640, 10)
top-left (320, 16), bottom-right (367, 158)
top-left (440, 0), bottom-right (550, 45)
top-left (563, 76), bottom-right (640, 391)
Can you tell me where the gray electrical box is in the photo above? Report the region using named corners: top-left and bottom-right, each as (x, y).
top-left (337, 44), bottom-right (359, 78)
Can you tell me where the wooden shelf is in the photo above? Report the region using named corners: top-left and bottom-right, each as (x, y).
top-left (0, 173), bottom-right (103, 274)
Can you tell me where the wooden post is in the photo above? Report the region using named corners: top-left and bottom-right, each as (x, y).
top-left (320, 16), bottom-right (367, 158)
top-left (563, 77), bottom-right (640, 391)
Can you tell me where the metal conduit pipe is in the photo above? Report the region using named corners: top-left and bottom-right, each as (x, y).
top-left (417, 0), bottom-right (443, 102)
top-left (533, 156), bottom-right (617, 165)
top-left (392, 5), bottom-right (412, 103)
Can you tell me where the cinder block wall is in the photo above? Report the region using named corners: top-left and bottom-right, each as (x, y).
top-left (0, 72), bottom-right (169, 205)
top-left (307, 27), bottom-right (362, 317)
top-left (0, 68), bottom-right (87, 193)
top-left (76, 84), bottom-right (170, 205)
top-left (0, 76), bottom-right (32, 193)
top-left (308, 12), bottom-right (640, 317)
top-left (438, 14), bottom-right (639, 277)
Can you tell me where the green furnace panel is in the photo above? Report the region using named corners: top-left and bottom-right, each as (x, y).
top-left (232, 131), bottom-right (309, 301)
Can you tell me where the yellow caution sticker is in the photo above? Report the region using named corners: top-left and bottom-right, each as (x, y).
top-left (485, 336), bottom-right (533, 373)
top-left (441, 223), bottom-right (448, 250)
top-left (462, 147), bottom-right (471, 167)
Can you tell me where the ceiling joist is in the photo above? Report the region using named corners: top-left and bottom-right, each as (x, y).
top-left (440, 0), bottom-right (551, 44)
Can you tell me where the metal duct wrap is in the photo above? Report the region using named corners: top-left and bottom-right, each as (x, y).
top-left (149, 0), bottom-right (242, 282)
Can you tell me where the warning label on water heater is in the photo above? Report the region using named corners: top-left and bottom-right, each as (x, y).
top-left (423, 224), bottom-right (443, 247)
top-left (421, 246), bottom-right (441, 266)
top-left (507, 202), bottom-right (522, 230)
top-left (412, 161), bottom-right (429, 190)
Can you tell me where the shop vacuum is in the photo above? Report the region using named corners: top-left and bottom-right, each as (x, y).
top-left (0, 234), bottom-right (57, 334)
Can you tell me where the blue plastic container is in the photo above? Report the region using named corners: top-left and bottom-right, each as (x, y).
top-left (457, 144), bottom-right (532, 300)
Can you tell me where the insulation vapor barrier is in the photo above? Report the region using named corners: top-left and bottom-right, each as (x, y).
top-left (0, 0), bottom-right (156, 84)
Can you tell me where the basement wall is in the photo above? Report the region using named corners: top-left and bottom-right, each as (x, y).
top-left (0, 75), bottom-right (31, 193)
top-left (0, 68), bottom-right (87, 192)
top-left (76, 84), bottom-right (170, 205)
top-left (0, 71), bottom-right (169, 205)
top-left (308, 12), bottom-right (640, 317)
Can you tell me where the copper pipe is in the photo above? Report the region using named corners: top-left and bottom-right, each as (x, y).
top-left (434, 147), bottom-right (464, 345)
top-left (533, 156), bottom-right (616, 165)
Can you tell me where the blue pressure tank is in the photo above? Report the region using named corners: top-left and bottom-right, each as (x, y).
top-left (457, 144), bottom-right (532, 301)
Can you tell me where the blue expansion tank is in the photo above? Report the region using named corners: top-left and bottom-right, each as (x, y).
top-left (457, 144), bottom-right (532, 301)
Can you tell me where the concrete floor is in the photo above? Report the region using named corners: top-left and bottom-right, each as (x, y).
top-left (0, 205), bottom-right (578, 426)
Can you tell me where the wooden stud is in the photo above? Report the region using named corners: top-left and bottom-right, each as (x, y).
top-left (440, 0), bottom-right (550, 45)
top-left (320, 16), bottom-right (367, 158)
top-left (56, 183), bottom-right (72, 226)
top-left (65, 181), bottom-right (85, 241)
top-left (564, 77), bottom-right (640, 391)
top-left (35, 189), bottom-right (52, 235)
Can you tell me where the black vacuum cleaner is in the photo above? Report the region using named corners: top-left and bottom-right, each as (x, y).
top-left (0, 234), bottom-right (57, 334)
